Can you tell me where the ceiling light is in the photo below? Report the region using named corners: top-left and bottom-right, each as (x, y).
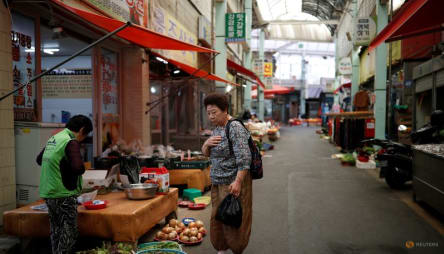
top-left (173, 70), bottom-right (180, 74)
top-left (150, 87), bottom-right (156, 94)
top-left (242, 85), bottom-right (247, 88)
top-left (43, 48), bottom-right (59, 55)
top-left (155, 56), bottom-right (168, 64)
top-left (226, 85), bottom-right (233, 93)
top-left (25, 47), bottom-right (35, 53)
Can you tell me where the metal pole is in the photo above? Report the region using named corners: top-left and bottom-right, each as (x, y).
top-left (387, 0), bottom-right (394, 138)
top-left (0, 22), bottom-right (132, 102)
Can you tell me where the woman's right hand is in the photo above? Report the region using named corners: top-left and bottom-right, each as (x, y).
top-left (204, 136), bottom-right (222, 148)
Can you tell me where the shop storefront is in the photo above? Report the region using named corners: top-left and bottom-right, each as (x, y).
top-left (11, 1), bottom-right (127, 204)
top-left (7, 0), bottom-right (218, 206)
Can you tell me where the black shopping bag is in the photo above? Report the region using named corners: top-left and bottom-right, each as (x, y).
top-left (216, 194), bottom-right (242, 228)
top-left (119, 156), bottom-right (140, 184)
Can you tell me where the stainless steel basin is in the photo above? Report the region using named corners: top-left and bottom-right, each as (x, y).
top-left (124, 183), bottom-right (158, 200)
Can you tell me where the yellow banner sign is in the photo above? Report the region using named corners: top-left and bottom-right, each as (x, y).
top-left (151, 5), bottom-right (198, 68)
top-left (264, 62), bottom-right (273, 77)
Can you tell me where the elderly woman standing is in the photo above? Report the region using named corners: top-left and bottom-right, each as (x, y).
top-left (202, 93), bottom-right (253, 254)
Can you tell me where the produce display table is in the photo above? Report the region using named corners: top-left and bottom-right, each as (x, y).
top-left (169, 167), bottom-right (211, 192)
top-left (3, 188), bottom-right (179, 242)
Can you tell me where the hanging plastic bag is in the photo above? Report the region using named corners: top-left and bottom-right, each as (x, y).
top-left (119, 156), bottom-right (140, 184)
top-left (216, 194), bottom-right (242, 228)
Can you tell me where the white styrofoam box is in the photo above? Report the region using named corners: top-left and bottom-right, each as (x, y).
top-left (356, 159), bottom-right (377, 169)
top-left (82, 170), bottom-right (113, 189)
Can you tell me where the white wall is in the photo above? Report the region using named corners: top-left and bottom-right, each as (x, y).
top-left (275, 54), bottom-right (335, 84)
top-left (41, 55), bottom-right (91, 70)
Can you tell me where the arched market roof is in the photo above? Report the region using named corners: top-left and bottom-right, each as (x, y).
top-left (302, 0), bottom-right (348, 34)
top-left (254, 0), bottom-right (348, 42)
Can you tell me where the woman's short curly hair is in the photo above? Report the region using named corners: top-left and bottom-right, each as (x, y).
top-left (204, 93), bottom-right (229, 112)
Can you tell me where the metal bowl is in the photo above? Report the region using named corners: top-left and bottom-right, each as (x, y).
top-left (124, 183), bottom-right (158, 200)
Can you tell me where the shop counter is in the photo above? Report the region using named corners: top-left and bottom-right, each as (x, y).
top-left (169, 167), bottom-right (211, 192)
top-left (412, 146), bottom-right (444, 215)
top-left (3, 188), bottom-right (179, 242)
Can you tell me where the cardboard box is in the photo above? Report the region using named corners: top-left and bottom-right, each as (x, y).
top-left (141, 167), bottom-right (169, 194)
top-left (82, 166), bottom-right (118, 189)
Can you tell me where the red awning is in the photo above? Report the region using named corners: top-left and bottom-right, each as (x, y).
top-left (51, 0), bottom-right (217, 53)
top-left (252, 90), bottom-right (275, 99)
top-left (369, 0), bottom-right (443, 52)
top-left (265, 85), bottom-right (295, 95)
top-left (252, 84), bottom-right (294, 95)
top-left (333, 82), bottom-right (351, 94)
top-left (227, 59), bottom-right (265, 88)
top-left (151, 53), bottom-right (239, 86)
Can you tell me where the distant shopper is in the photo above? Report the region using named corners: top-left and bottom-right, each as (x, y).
top-left (36, 115), bottom-right (93, 254)
top-left (202, 93), bottom-right (253, 254)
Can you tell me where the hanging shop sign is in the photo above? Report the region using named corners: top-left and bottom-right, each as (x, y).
top-left (198, 15), bottom-right (212, 46)
top-left (82, 0), bottom-right (148, 27)
top-left (225, 13), bottom-right (246, 43)
top-left (387, 40), bottom-right (401, 65)
top-left (151, 5), bottom-right (198, 67)
top-left (101, 52), bottom-right (119, 114)
top-left (338, 57), bottom-right (352, 75)
top-left (101, 50), bottom-right (120, 152)
top-left (264, 62), bottom-right (273, 77)
top-left (253, 59), bottom-right (263, 76)
top-left (353, 17), bottom-right (376, 46)
top-left (360, 47), bottom-right (375, 84)
top-left (42, 72), bottom-right (92, 98)
top-left (11, 13), bottom-right (36, 121)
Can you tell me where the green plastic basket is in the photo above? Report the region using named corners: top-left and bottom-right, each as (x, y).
top-left (170, 160), bottom-right (210, 170)
top-left (136, 249), bottom-right (187, 254)
top-left (137, 241), bottom-right (182, 252)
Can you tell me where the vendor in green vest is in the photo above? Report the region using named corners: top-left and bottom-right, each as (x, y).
top-left (36, 115), bottom-right (93, 254)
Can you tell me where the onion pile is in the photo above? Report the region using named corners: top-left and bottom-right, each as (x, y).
top-left (155, 219), bottom-right (208, 242)
top-left (179, 220), bottom-right (207, 243)
top-left (155, 219), bottom-right (182, 241)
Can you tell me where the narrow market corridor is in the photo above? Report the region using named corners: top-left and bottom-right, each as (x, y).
top-left (243, 126), bottom-right (444, 254)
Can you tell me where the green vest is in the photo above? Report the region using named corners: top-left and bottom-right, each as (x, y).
top-left (39, 129), bottom-right (83, 198)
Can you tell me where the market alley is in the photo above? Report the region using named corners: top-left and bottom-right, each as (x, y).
top-left (230, 126), bottom-right (443, 254)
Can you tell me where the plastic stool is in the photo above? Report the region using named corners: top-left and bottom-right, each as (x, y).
top-left (183, 188), bottom-right (202, 201)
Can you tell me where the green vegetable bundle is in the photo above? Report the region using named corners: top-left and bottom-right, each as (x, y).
top-left (341, 154), bottom-right (355, 163)
top-left (76, 242), bottom-right (135, 254)
top-left (138, 242), bottom-right (181, 251)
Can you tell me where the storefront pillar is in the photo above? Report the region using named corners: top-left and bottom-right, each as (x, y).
top-left (214, 0), bottom-right (228, 93)
top-left (351, 0), bottom-right (360, 104)
top-left (300, 53), bottom-right (307, 117)
top-left (375, 1), bottom-right (388, 139)
top-left (258, 29), bottom-right (265, 121)
top-left (0, 5), bottom-right (16, 223)
top-left (121, 47), bottom-right (151, 145)
top-left (334, 33), bottom-right (340, 105)
top-left (243, 0), bottom-right (253, 111)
